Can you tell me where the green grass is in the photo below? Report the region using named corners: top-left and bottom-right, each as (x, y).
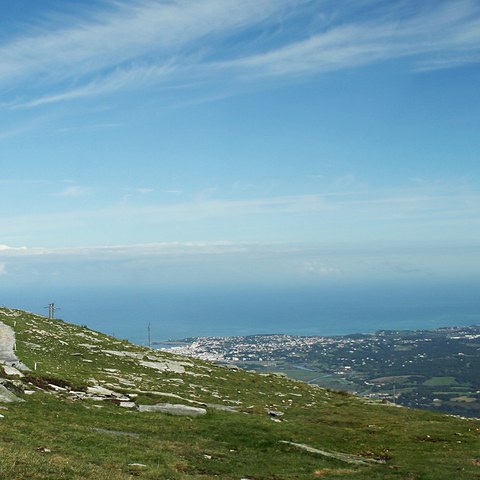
top-left (423, 376), bottom-right (459, 387)
top-left (1, 308), bottom-right (480, 479)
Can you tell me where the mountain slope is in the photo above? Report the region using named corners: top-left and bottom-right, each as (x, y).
top-left (0, 307), bottom-right (479, 479)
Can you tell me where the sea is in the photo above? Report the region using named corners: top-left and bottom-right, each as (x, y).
top-left (1, 281), bottom-right (479, 347)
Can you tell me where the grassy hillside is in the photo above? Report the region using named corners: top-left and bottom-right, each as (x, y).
top-left (1, 307), bottom-right (479, 479)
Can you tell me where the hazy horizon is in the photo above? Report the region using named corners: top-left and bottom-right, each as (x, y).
top-left (2, 280), bottom-right (479, 345)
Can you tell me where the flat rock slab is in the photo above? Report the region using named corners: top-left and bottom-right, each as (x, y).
top-left (139, 361), bottom-right (185, 374)
top-left (2, 365), bottom-right (24, 377)
top-left (279, 441), bottom-right (385, 465)
top-left (139, 403), bottom-right (207, 416)
top-left (87, 385), bottom-right (116, 396)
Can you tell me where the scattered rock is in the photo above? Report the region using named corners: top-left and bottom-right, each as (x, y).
top-left (138, 403), bottom-right (207, 416)
top-left (279, 441), bottom-right (386, 465)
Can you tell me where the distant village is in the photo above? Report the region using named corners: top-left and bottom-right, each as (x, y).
top-left (158, 326), bottom-right (480, 417)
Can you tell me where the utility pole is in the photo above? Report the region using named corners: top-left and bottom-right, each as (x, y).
top-left (147, 322), bottom-right (151, 348)
top-left (45, 303), bottom-right (60, 320)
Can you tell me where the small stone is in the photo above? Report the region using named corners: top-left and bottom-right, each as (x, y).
top-left (268, 410), bottom-right (284, 417)
top-left (36, 447), bottom-right (51, 453)
top-left (48, 384), bottom-right (67, 392)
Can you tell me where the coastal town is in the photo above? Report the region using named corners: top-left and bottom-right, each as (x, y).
top-left (158, 325), bottom-right (480, 417)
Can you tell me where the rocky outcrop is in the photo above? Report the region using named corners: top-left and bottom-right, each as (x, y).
top-left (0, 321), bottom-right (29, 371)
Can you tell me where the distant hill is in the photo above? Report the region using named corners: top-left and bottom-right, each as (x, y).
top-left (1, 307), bottom-right (479, 479)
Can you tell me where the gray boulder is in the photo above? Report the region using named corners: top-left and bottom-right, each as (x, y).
top-left (0, 383), bottom-right (24, 403)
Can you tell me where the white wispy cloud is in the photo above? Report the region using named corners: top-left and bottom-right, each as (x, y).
top-left (53, 185), bottom-right (92, 198)
top-left (1, 181), bottom-right (479, 250)
top-left (2, 0), bottom-right (291, 106)
top-left (135, 188), bottom-right (153, 195)
top-left (0, 244), bottom-right (27, 252)
top-left (16, 62), bottom-right (179, 108)
top-left (301, 260), bottom-right (341, 277)
top-left (2, 240), bottom-right (479, 288)
top-left (220, 1), bottom-right (480, 78)
top-left (2, 0), bottom-right (479, 108)
top-left (0, 241), bottom-right (250, 259)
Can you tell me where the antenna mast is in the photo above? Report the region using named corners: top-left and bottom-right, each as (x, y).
top-left (45, 302), bottom-right (60, 320)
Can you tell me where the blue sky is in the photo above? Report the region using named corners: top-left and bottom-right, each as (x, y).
top-left (1, 0), bottom-right (480, 288)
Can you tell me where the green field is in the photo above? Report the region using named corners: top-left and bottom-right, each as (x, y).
top-left (424, 377), bottom-right (459, 387)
